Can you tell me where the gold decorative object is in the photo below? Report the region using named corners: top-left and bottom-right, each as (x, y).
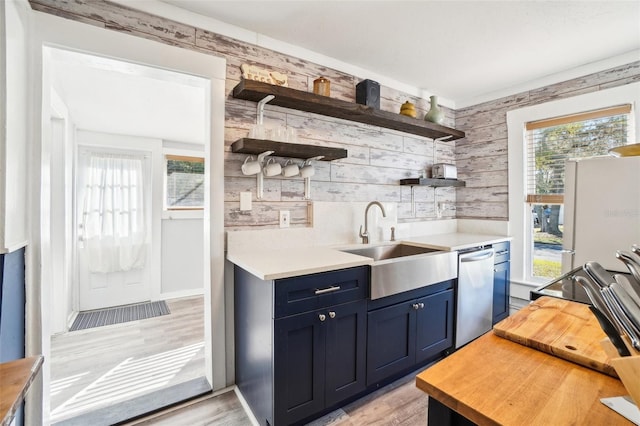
top-left (240, 64), bottom-right (288, 87)
top-left (400, 101), bottom-right (417, 118)
top-left (609, 143), bottom-right (640, 157)
top-left (313, 77), bottom-right (331, 96)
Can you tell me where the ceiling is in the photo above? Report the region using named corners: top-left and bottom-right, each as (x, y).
top-left (157, 0), bottom-right (640, 107)
top-left (47, 47), bottom-right (207, 144)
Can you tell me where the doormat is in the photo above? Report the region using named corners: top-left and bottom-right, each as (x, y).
top-left (70, 301), bottom-right (170, 331)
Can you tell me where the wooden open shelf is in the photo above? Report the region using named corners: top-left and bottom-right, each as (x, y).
top-left (232, 80), bottom-right (465, 141)
top-left (400, 178), bottom-right (466, 187)
top-left (231, 138), bottom-right (347, 161)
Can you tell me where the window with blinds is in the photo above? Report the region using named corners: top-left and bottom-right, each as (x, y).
top-left (165, 154), bottom-right (205, 209)
top-left (525, 104), bottom-right (632, 204)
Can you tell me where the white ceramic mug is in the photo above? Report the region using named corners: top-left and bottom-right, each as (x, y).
top-left (263, 158), bottom-right (282, 176)
top-left (281, 160), bottom-right (299, 177)
top-left (300, 164), bottom-right (315, 178)
top-left (241, 156), bottom-right (261, 175)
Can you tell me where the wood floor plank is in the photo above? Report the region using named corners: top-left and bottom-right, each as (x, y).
top-left (53, 295), bottom-right (432, 425)
top-left (129, 370), bottom-right (430, 425)
top-left (50, 296), bottom-right (206, 423)
top-left (129, 391), bottom-right (250, 426)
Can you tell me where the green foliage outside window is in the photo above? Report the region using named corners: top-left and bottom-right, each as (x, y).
top-left (166, 158), bottom-right (204, 209)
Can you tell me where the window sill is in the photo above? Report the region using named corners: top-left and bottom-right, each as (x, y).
top-left (162, 210), bottom-right (204, 220)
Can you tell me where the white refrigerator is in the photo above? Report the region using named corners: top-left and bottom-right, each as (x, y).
top-left (562, 155), bottom-right (640, 274)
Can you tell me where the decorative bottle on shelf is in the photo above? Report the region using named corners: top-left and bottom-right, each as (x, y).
top-left (424, 95), bottom-right (444, 125)
top-left (313, 77), bottom-right (331, 96)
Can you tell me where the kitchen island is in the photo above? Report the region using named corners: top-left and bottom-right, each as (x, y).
top-left (415, 331), bottom-right (632, 425)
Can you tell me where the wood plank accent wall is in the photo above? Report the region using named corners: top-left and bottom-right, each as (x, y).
top-left (454, 61), bottom-right (640, 220)
top-left (29, 0), bottom-right (457, 229)
top-left (29, 1), bottom-right (640, 227)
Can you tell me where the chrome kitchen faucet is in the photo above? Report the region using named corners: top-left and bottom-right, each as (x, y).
top-left (360, 201), bottom-right (387, 244)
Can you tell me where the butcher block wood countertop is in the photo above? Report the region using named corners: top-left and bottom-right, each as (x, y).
top-left (1, 356), bottom-right (44, 426)
top-left (492, 296), bottom-right (618, 377)
top-left (416, 332), bottom-right (631, 425)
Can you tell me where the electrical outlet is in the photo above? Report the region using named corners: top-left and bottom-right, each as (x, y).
top-left (279, 210), bottom-right (290, 228)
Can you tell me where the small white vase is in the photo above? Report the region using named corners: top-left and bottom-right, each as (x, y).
top-left (424, 95), bottom-right (444, 125)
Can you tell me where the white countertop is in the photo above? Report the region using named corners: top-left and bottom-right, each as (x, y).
top-left (404, 233), bottom-right (511, 252)
top-left (227, 232), bottom-right (510, 281)
top-left (227, 246), bottom-right (373, 280)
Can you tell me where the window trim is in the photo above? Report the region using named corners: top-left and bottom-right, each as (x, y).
top-left (507, 82), bottom-right (639, 287)
top-left (524, 104), bottom-right (632, 205)
top-left (525, 104), bottom-right (632, 130)
top-left (162, 148), bottom-right (205, 219)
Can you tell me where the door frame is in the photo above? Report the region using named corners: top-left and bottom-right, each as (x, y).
top-left (28, 11), bottom-right (226, 424)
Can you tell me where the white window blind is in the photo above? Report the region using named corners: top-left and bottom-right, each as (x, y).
top-left (525, 104), bottom-right (632, 204)
top-left (165, 155), bottom-right (205, 210)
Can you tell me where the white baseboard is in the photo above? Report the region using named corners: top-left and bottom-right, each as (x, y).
top-left (159, 289), bottom-right (204, 300)
top-left (233, 386), bottom-right (260, 426)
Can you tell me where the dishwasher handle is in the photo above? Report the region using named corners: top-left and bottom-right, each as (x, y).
top-left (460, 251), bottom-right (494, 263)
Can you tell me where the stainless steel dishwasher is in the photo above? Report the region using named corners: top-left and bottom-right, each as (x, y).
top-left (455, 247), bottom-right (495, 348)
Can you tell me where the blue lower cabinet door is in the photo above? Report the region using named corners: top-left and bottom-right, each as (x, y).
top-left (415, 289), bottom-right (454, 364)
top-left (324, 300), bottom-right (367, 407)
top-left (274, 310), bottom-right (326, 425)
top-left (366, 302), bottom-right (416, 385)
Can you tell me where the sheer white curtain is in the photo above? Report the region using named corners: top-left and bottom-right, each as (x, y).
top-left (81, 153), bottom-right (147, 273)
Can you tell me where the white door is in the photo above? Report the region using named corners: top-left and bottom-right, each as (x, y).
top-left (76, 146), bottom-right (152, 311)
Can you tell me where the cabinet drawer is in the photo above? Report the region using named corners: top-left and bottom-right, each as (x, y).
top-left (275, 267), bottom-right (368, 318)
top-left (493, 241), bottom-right (510, 264)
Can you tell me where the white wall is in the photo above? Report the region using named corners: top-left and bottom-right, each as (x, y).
top-left (48, 88), bottom-right (74, 334)
top-left (0, 0), bottom-right (29, 252)
top-left (160, 143), bottom-right (205, 297)
top-left (161, 218), bottom-right (204, 296)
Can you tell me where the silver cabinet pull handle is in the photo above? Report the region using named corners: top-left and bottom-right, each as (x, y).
top-left (419, 303), bottom-right (424, 309)
top-left (315, 285), bottom-right (341, 295)
top-left (328, 311), bottom-right (336, 319)
top-left (319, 314), bottom-right (326, 322)
top-left (413, 303), bottom-right (420, 310)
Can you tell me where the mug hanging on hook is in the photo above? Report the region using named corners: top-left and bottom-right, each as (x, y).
top-left (263, 158), bottom-right (282, 176)
top-left (241, 156), bottom-right (261, 175)
top-left (282, 160), bottom-right (300, 177)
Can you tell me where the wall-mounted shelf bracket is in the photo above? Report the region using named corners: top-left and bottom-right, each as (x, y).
top-left (256, 95), bottom-right (275, 124)
top-left (256, 150), bottom-right (274, 200)
top-left (401, 177), bottom-right (465, 218)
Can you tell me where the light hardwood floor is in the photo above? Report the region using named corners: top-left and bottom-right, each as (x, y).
top-left (50, 296), bottom-right (205, 424)
top-left (129, 368), bottom-right (428, 425)
top-left (52, 295), bottom-right (430, 425)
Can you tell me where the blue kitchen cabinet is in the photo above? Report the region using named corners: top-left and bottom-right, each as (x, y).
top-left (366, 282), bottom-right (454, 385)
top-left (492, 241), bottom-right (511, 324)
top-left (416, 289), bottom-right (454, 363)
top-left (274, 299), bottom-right (366, 425)
top-left (235, 265), bottom-right (368, 426)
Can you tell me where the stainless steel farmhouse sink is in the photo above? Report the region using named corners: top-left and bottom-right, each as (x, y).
top-left (340, 243), bottom-right (458, 299)
top-left (341, 243), bottom-right (439, 261)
